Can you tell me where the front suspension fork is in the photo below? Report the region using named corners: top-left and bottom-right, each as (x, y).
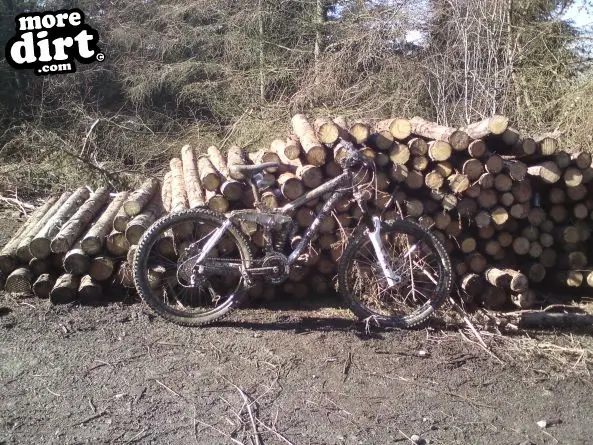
top-left (367, 216), bottom-right (402, 287)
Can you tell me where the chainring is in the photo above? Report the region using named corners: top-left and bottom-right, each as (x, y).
top-left (261, 253), bottom-right (290, 284)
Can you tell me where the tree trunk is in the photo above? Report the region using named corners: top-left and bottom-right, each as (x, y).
top-left (81, 191), bottom-right (128, 255)
top-left (227, 146), bottom-right (250, 180)
top-left (349, 121), bottom-right (370, 144)
top-left (51, 187), bottom-right (110, 254)
top-left (123, 178), bottom-right (160, 216)
top-left (376, 117), bottom-right (412, 140)
top-left (527, 161), bottom-right (561, 184)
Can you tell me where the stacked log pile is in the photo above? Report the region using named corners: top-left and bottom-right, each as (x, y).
top-left (2, 113), bottom-right (592, 311)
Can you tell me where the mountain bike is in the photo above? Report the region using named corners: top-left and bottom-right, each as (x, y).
top-left (132, 140), bottom-right (452, 328)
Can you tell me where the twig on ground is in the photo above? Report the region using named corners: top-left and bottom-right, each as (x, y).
top-left (256, 418), bottom-right (295, 445)
top-left (155, 379), bottom-right (182, 398)
top-left (228, 382), bottom-right (261, 445)
top-left (195, 419), bottom-right (245, 445)
top-left (72, 409), bottom-right (107, 426)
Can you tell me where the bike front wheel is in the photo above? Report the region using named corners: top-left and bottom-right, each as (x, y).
top-left (133, 208), bottom-right (253, 326)
top-left (338, 219), bottom-right (451, 329)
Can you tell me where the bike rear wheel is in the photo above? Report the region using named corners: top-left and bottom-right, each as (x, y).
top-left (338, 219), bottom-right (451, 329)
top-left (132, 208), bottom-right (252, 326)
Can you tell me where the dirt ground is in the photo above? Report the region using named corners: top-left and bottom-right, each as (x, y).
top-left (1, 293), bottom-right (592, 445)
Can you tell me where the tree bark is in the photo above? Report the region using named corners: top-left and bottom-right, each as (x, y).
top-left (29, 188), bottom-right (91, 260)
top-left (50, 273), bottom-right (80, 304)
top-left (291, 114), bottom-right (326, 166)
top-left (410, 116), bottom-right (470, 151)
top-left (32, 273), bottom-right (56, 299)
top-left (4, 267), bottom-right (33, 295)
top-left (51, 187), bottom-right (110, 254)
top-left (170, 158), bottom-right (189, 211)
top-left (180, 145), bottom-right (206, 208)
top-left (125, 193), bottom-right (165, 245)
top-left (81, 191), bottom-right (128, 255)
top-left (123, 178), bottom-right (160, 216)
top-left (208, 146), bottom-right (243, 201)
top-left (462, 115), bottom-right (509, 139)
top-left (89, 256), bottom-right (115, 281)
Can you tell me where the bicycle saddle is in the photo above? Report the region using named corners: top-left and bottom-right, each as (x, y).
top-left (229, 162), bottom-right (279, 178)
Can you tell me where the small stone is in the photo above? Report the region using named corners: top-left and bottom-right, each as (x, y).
top-left (418, 350), bottom-right (429, 357)
top-left (410, 434), bottom-right (425, 444)
top-left (536, 420), bottom-right (547, 428)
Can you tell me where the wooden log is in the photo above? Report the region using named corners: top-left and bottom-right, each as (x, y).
top-left (170, 158), bottom-right (189, 211)
top-left (411, 155), bottom-right (429, 171)
top-left (448, 173), bottom-right (470, 194)
top-left (377, 117), bottom-right (412, 140)
top-left (510, 202), bottom-right (529, 219)
top-left (527, 207), bottom-right (546, 227)
top-left (549, 205), bottom-right (567, 223)
top-left (124, 178), bottom-right (160, 216)
top-left (465, 183), bottom-right (481, 198)
top-left (461, 273), bottom-right (486, 299)
top-left (349, 121), bottom-right (370, 144)
top-left (125, 194), bottom-right (165, 245)
top-left (526, 262), bottom-right (546, 283)
top-left (554, 150), bottom-right (571, 169)
top-left (511, 290), bottom-right (536, 309)
top-left (485, 154), bottom-right (503, 174)
top-left (493, 174), bottom-right (512, 192)
top-left (389, 143), bottom-right (411, 165)
top-left (63, 238), bottom-right (90, 275)
top-left (534, 134), bottom-right (559, 156)
top-left (500, 127), bottom-right (520, 146)
top-left (540, 248), bottom-right (557, 268)
top-left (4, 267), bottom-right (33, 295)
top-left (456, 197), bottom-right (478, 217)
top-left (480, 285), bottom-right (508, 310)
top-left (78, 274), bottom-right (102, 302)
top-left (28, 188), bottom-right (91, 260)
top-left (14, 194), bottom-right (68, 263)
top-left (333, 116), bottom-right (351, 142)
top-left (408, 137), bottom-right (428, 156)
top-left (504, 161), bottom-right (527, 181)
top-left (474, 210), bottom-right (491, 228)
top-left (499, 192), bottom-right (514, 207)
top-left (227, 146), bottom-right (250, 180)
top-left (113, 202), bottom-right (131, 232)
top-left (0, 196), bottom-right (61, 273)
top-left (81, 191), bottom-right (128, 255)
top-left (106, 230), bottom-right (130, 256)
top-left (478, 172), bottom-right (495, 189)
top-left (466, 253), bottom-right (487, 273)
top-left (410, 116), bottom-right (469, 151)
top-left (314, 118), bottom-right (340, 145)
top-left (460, 236), bottom-right (477, 253)
top-left (427, 140), bottom-right (452, 161)
top-left (462, 115), bottom-right (509, 139)
top-left (485, 268), bottom-right (529, 292)
top-left (556, 270), bottom-right (583, 287)
top-left (278, 172), bottom-right (304, 200)
top-left (89, 256), bottom-right (115, 281)
top-left (468, 139), bottom-right (487, 158)
top-left (462, 159), bottom-right (484, 181)
top-left (161, 171), bottom-right (172, 212)
top-left (28, 257), bottom-right (49, 276)
top-left (181, 145), bottom-right (206, 207)
top-left (424, 170), bottom-right (444, 190)
top-left (32, 273), bottom-right (56, 299)
top-left (573, 203), bottom-right (589, 220)
top-left (249, 150), bottom-right (282, 172)
top-left (389, 163), bottom-right (408, 182)
top-left (405, 170), bottom-right (425, 190)
top-left (478, 225), bottom-right (495, 239)
top-left (435, 161), bottom-right (454, 178)
top-left (527, 161), bottom-right (561, 184)
top-left (50, 273), bottom-right (80, 304)
top-left (51, 187), bottom-right (110, 254)
top-left (539, 232), bottom-right (554, 248)
top-left (511, 181), bottom-right (532, 203)
top-left (572, 151), bottom-right (592, 169)
top-left (566, 184), bottom-right (587, 201)
top-left (114, 262), bottom-right (135, 288)
top-left (291, 114), bottom-right (326, 166)
top-left (196, 155), bottom-right (221, 192)
top-left (513, 138), bottom-right (537, 157)
top-left (512, 237), bottom-right (530, 255)
top-left (563, 167), bottom-right (583, 187)
top-left (206, 191), bottom-right (229, 213)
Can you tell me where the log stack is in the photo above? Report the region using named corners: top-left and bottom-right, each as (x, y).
top-left (2, 113), bottom-right (592, 312)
